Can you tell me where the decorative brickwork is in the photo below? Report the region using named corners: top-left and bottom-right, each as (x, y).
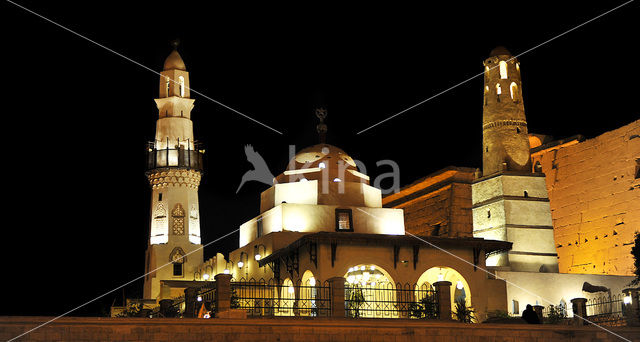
top-left (147, 169), bottom-right (201, 189)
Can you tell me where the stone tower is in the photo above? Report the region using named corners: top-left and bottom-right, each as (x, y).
top-left (481, 46), bottom-right (531, 175)
top-left (143, 45), bottom-right (205, 300)
top-left (472, 47), bottom-right (558, 273)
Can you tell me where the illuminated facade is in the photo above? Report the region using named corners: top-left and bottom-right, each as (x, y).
top-left (385, 47), bottom-right (636, 316)
top-left (223, 143), bottom-right (510, 319)
top-left (530, 120), bottom-right (640, 276)
top-left (473, 47), bottom-right (558, 273)
top-left (143, 46), bottom-right (204, 300)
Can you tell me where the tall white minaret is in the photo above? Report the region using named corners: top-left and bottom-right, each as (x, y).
top-left (143, 43), bottom-right (204, 300)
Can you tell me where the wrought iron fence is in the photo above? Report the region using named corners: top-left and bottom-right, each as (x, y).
top-left (230, 278), bottom-right (332, 317)
top-left (344, 282), bottom-right (439, 319)
top-left (585, 294), bottom-right (627, 327)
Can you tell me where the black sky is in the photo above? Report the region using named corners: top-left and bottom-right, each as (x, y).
top-left (3, 1), bottom-right (638, 316)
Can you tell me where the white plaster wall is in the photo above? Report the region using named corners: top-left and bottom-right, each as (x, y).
top-left (240, 203), bottom-right (404, 247)
top-left (496, 270), bottom-right (635, 316)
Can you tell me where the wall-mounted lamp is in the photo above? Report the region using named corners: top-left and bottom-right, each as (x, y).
top-left (254, 244), bottom-right (266, 262)
top-left (238, 252), bottom-right (248, 269)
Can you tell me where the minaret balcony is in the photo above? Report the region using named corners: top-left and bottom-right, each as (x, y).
top-left (146, 142), bottom-right (204, 172)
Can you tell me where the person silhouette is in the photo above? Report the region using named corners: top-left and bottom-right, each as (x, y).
top-left (522, 304), bottom-right (541, 324)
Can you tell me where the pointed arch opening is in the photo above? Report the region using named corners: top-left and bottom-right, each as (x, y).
top-left (178, 76), bottom-right (185, 97)
top-left (499, 61), bottom-right (508, 79)
top-left (510, 82), bottom-right (519, 100)
top-left (276, 278), bottom-right (295, 316)
top-left (416, 266), bottom-right (471, 314)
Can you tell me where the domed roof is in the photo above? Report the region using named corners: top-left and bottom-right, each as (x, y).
top-left (489, 46), bottom-right (511, 57)
top-left (163, 49), bottom-right (187, 71)
top-left (288, 144), bottom-right (357, 170)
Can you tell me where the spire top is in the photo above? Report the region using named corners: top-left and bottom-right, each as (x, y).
top-left (163, 41), bottom-right (187, 71)
top-left (170, 39), bottom-right (180, 50)
top-left (315, 108), bottom-right (328, 144)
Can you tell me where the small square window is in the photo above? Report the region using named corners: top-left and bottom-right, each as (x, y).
top-left (335, 209), bottom-right (353, 232)
top-left (173, 262), bottom-right (183, 277)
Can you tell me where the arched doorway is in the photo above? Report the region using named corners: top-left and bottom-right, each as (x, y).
top-left (416, 267), bottom-right (471, 314)
top-left (299, 270), bottom-right (317, 316)
top-left (344, 264), bottom-right (396, 318)
top-left (276, 278), bottom-right (295, 316)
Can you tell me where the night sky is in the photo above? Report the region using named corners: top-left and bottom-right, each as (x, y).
top-left (3, 1), bottom-right (638, 316)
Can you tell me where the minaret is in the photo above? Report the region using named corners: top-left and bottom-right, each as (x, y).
top-left (472, 47), bottom-right (558, 273)
top-left (143, 43), bottom-right (204, 300)
top-left (482, 46), bottom-right (531, 176)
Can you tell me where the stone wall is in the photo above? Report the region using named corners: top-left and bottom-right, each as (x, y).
top-left (531, 120), bottom-right (640, 275)
top-left (383, 167), bottom-right (475, 238)
top-left (2, 316), bottom-right (638, 342)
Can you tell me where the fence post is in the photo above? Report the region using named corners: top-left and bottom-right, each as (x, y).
top-left (184, 287), bottom-right (198, 318)
top-left (434, 281), bottom-right (452, 321)
top-left (215, 273), bottom-right (232, 314)
top-left (571, 297), bottom-right (587, 326)
top-left (327, 277), bottom-right (345, 318)
top-left (625, 288), bottom-right (640, 326)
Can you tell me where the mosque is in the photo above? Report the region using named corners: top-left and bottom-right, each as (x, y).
top-left (136, 45), bottom-right (639, 320)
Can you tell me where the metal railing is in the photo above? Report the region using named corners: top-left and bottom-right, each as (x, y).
top-left (146, 140), bottom-right (204, 172)
top-left (585, 294), bottom-right (627, 327)
top-left (344, 282), bottom-right (439, 319)
top-left (231, 278), bottom-right (332, 317)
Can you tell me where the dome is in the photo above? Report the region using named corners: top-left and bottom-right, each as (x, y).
top-left (489, 46), bottom-right (511, 57)
top-left (288, 144), bottom-right (357, 170)
top-left (163, 49), bottom-right (187, 71)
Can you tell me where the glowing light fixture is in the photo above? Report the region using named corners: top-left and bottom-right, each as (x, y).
top-left (309, 277), bottom-right (316, 286)
top-left (288, 285), bottom-right (295, 294)
top-left (197, 295), bottom-right (202, 302)
top-left (223, 269), bottom-right (230, 274)
top-left (624, 296), bottom-right (632, 305)
top-left (238, 261), bottom-right (244, 269)
top-left (255, 254), bottom-right (261, 261)
top-left (456, 281), bottom-right (464, 290)
top-left (333, 178), bottom-right (341, 182)
top-left (299, 178), bottom-right (308, 182)
top-left (319, 162), bottom-right (326, 169)
top-left (202, 273), bottom-right (210, 280)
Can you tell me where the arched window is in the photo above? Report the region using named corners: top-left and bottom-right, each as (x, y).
top-left (178, 76), bottom-right (185, 97)
top-left (499, 61), bottom-right (508, 79)
top-left (170, 247), bottom-right (186, 277)
top-left (510, 82), bottom-right (518, 100)
top-left (165, 77), bottom-right (171, 97)
top-left (496, 83), bottom-right (502, 95)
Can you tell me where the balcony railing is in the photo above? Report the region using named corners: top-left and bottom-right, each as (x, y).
top-left (146, 141), bottom-right (204, 172)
